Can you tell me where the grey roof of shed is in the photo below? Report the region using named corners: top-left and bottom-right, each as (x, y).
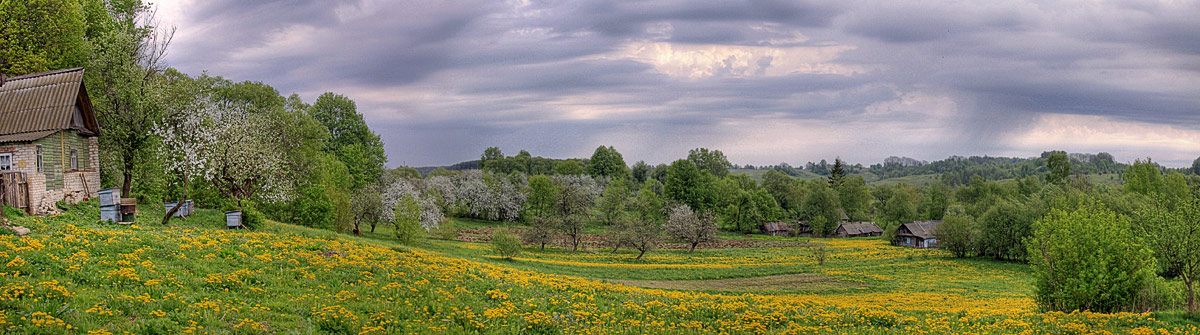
top-left (0, 67), bottom-right (100, 141)
top-left (899, 220), bottom-right (944, 239)
top-left (839, 222), bottom-right (883, 235)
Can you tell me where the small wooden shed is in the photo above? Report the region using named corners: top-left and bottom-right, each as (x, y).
top-left (761, 221), bottom-right (791, 237)
top-left (835, 222), bottom-right (883, 238)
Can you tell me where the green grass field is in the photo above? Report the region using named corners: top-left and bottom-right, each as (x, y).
top-left (0, 202), bottom-right (1195, 334)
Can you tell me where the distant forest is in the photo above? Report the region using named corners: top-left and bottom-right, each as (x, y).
top-left (419, 151), bottom-right (1196, 186)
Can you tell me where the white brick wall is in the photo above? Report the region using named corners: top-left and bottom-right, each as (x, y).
top-left (2, 137), bottom-right (101, 215)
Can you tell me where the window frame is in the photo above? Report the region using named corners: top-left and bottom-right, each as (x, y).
top-left (36, 145), bottom-right (43, 173)
top-left (0, 152), bottom-right (11, 171)
top-left (70, 149), bottom-right (78, 171)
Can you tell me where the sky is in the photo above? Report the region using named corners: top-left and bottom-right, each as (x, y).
top-left (156, 0), bottom-right (1200, 168)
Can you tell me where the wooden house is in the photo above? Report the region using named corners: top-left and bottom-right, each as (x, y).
top-left (895, 220), bottom-right (943, 248)
top-left (835, 222), bottom-right (883, 238)
top-left (0, 68), bottom-right (101, 214)
top-left (761, 221), bottom-right (791, 237)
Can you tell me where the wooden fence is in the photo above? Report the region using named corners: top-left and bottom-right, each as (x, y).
top-left (0, 172), bottom-right (31, 215)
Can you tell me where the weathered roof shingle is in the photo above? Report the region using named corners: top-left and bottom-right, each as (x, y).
top-left (0, 67), bottom-right (99, 140)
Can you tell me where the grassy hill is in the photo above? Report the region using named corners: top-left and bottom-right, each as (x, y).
top-left (0, 202), bottom-right (1194, 334)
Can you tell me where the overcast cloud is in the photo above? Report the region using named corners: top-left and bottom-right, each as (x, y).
top-left (158, 0), bottom-right (1200, 167)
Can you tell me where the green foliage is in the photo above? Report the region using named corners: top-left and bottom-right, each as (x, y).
top-left (555, 181), bottom-right (594, 252)
top-left (392, 194), bottom-right (424, 244)
top-left (553, 160), bottom-right (585, 175)
top-left (836, 176), bottom-right (871, 221)
top-left (588, 146), bottom-right (629, 178)
top-left (310, 92), bottom-right (387, 190)
top-left (430, 218), bottom-right (458, 240)
top-left (977, 200), bottom-right (1036, 261)
top-left (801, 181), bottom-right (841, 237)
top-left (1125, 159), bottom-right (1165, 196)
top-left (0, 0), bottom-right (87, 75)
top-left (597, 178), bottom-right (631, 225)
top-left (631, 161), bottom-right (651, 184)
top-left (876, 185), bottom-right (919, 240)
top-left (633, 182), bottom-right (665, 223)
top-left (687, 148), bottom-right (730, 178)
top-left (491, 228), bottom-right (523, 260)
top-left (828, 158), bottom-right (846, 187)
top-left (1192, 157), bottom-right (1200, 176)
top-left (521, 217), bottom-right (556, 251)
top-left (762, 169), bottom-right (802, 212)
top-left (2, 205), bottom-right (25, 218)
top-left (936, 213), bottom-right (975, 258)
top-left (524, 175), bottom-right (559, 220)
top-left (1137, 195), bottom-right (1200, 314)
top-left (240, 204), bottom-right (265, 230)
top-left (665, 159), bottom-right (716, 211)
top-left (1027, 203), bottom-right (1157, 313)
top-left (918, 182), bottom-right (952, 220)
top-left (1045, 151), bottom-right (1071, 185)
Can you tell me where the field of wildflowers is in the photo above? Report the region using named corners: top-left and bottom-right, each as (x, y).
top-left (0, 202), bottom-right (1196, 334)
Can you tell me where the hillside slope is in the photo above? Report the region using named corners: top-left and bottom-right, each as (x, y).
top-left (0, 203), bottom-right (1193, 334)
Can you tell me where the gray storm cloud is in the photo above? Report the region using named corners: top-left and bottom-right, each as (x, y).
top-left (159, 0), bottom-right (1200, 167)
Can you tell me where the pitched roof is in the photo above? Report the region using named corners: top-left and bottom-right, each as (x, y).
top-left (762, 221), bottom-right (790, 232)
top-left (899, 220), bottom-right (943, 239)
top-left (839, 222), bottom-right (882, 235)
top-left (0, 67), bottom-right (100, 140)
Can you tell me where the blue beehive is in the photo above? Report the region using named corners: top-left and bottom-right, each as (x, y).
top-left (98, 188), bottom-right (120, 207)
top-left (225, 211), bottom-right (242, 228)
top-left (100, 205), bottom-right (121, 223)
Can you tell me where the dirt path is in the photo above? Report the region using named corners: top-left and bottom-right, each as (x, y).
top-left (605, 273), bottom-right (867, 293)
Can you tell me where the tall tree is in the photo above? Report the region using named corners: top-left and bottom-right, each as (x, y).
top-left (1125, 159), bottom-right (1164, 196)
top-left (687, 148), bottom-right (730, 178)
top-left (0, 0), bottom-right (89, 75)
top-left (666, 205), bottom-right (717, 253)
top-left (1045, 151), bottom-right (1071, 184)
top-left (801, 181), bottom-right (841, 236)
top-left (835, 175), bottom-right (871, 221)
top-left (664, 159), bottom-right (716, 210)
top-left (553, 160), bottom-right (585, 175)
top-left (87, 0), bottom-right (173, 197)
top-left (828, 158), bottom-right (846, 187)
top-left (588, 146), bottom-right (629, 178)
top-left (1193, 157), bottom-right (1200, 176)
top-left (524, 175), bottom-right (558, 220)
top-left (310, 92), bottom-right (387, 190)
top-left (1138, 195), bottom-right (1200, 314)
top-left (631, 160), bottom-right (651, 184)
top-left (596, 178), bottom-right (631, 225)
top-left (555, 180), bottom-right (594, 252)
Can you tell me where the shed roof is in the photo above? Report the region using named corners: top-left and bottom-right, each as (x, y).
top-left (839, 222), bottom-right (882, 235)
top-left (762, 221), bottom-right (790, 232)
top-left (0, 67), bottom-right (100, 140)
top-left (899, 220), bottom-right (943, 239)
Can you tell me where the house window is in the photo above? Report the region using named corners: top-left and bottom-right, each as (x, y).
top-left (0, 153), bottom-right (11, 171)
top-left (36, 145), bottom-right (43, 173)
top-left (70, 149), bottom-right (78, 170)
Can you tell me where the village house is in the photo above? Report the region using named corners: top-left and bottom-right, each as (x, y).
top-left (0, 68), bottom-right (102, 214)
top-left (895, 220), bottom-right (943, 248)
top-left (835, 222), bottom-right (883, 237)
top-left (761, 221), bottom-right (791, 237)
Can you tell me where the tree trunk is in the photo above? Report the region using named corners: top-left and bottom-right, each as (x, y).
top-left (1187, 280), bottom-right (1195, 315)
top-left (370, 222), bottom-right (377, 233)
top-left (636, 248), bottom-right (646, 260)
top-left (689, 242), bottom-right (698, 253)
top-left (161, 181), bottom-right (187, 225)
top-left (121, 165), bottom-right (134, 198)
top-left (540, 242), bottom-right (545, 251)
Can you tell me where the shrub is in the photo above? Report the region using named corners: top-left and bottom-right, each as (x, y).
top-left (392, 194), bottom-right (424, 244)
top-left (430, 218), bottom-right (457, 240)
top-left (813, 246), bottom-right (830, 265)
top-left (492, 229), bottom-right (522, 260)
top-left (1026, 203), bottom-right (1157, 313)
top-left (1, 205), bottom-right (23, 218)
top-left (936, 214), bottom-right (975, 258)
